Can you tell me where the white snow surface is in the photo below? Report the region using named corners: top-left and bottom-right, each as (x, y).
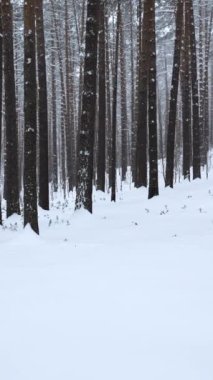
top-left (1, 175), bottom-right (213, 380)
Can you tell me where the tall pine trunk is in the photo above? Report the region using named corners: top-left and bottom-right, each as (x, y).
top-left (75, 0), bottom-right (98, 212)
top-left (148, 0), bottom-right (159, 199)
top-left (35, 0), bottom-right (49, 210)
top-left (188, 0), bottom-right (201, 179)
top-left (165, 0), bottom-right (183, 188)
top-left (97, 0), bottom-right (106, 192)
top-left (181, 2), bottom-right (191, 180)
top-left (135, 0), bottom-right (148, 188)
top-left (24, 0), bottom-right (39, 234)
top-left (2, 0), bottom-right (20, 217)
top-left (50, 21), bottom-right (58, 192)
top-left (119, 6), bottom-right (128, 182)
top-left (111, 1), bottom-right (120, 202)
top-left (65, 0), bottom-right (74, 192)
top-left (0, 7), bottom-right (2, 225)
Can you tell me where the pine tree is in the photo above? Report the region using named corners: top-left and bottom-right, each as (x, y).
top-left (50, 18), bottom-right (58, 193)
top-left (111, 0), bottom-right (120, 202)
top-left (181, 1), bottom-right (191, 180)
top-left (2, 0), bottom-right (20, 217)
top-left (165, 0), bottom-right (183, 188)
top-left (188, 0), bottom-right (201, 179)
top-left (0, 4), bottom-right (2, 225)
top-left (148, 0), bottom-right (159, 199)
top-left (97, 0), bottom-right (106, 192)
top-left (75, 0), bottom-right (98, 213)
top-left (35, 0), bottom-right (49, 210)
top-left (24, 0), bottom-right (39, 234)
top-left (135, 0), bottom-right (148, 188)
top-left (119, 5), bottom-right (128, 182)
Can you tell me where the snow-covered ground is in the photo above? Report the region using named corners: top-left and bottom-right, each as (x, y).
top-left (1, 174), bottom-right (213, 380)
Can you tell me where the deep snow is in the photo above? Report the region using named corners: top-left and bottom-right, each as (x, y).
top-left (0, 174), bottom-right (213, 380)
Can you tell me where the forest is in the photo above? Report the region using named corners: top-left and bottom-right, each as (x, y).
top-left (0, 1), bottom-right (213, 379)
top-left (0, 0), bottom-right (212, 233)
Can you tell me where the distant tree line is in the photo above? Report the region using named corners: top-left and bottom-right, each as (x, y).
top-left (0, 0), bottom-right (212, 233)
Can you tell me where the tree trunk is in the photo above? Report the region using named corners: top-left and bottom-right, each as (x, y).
top-left (50, 21), bottom-right (58, 192)
top-left (148, 0), bottom-right (159, 199)
top-left (97, 0), bottom-right (106, 192)
top-left (0, 7), bottom-right (2, 225)
top-left (119, 6), bottom-right (128, 182)
top-left (24, 0), bottom-right (39, 234)
top-left (165, 0), bottom-right (183, 188)
top-left (188, 0), bottom-right (201, 179)
top-left (75, 0), bottom-right (98, 213)
top-left (35, 0), bottom-right (49, 210)
top-left (65, 0), bottom-right (74, 192)
top-left (181, 2), bottom-right (191, 180)
top-left (111, 1), bottom-right (120, 202)
top-left (135, 0), bottom-right (148, 188)
top-left (2, 0), bottom-right (20, 217)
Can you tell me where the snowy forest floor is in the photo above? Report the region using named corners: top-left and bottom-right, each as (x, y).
top-left (0, 173), bottom-right (213, 380)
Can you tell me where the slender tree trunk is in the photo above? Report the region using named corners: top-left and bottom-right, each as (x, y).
top-left (198, 0), bottom-right (205, 164)
top-left (119, 6), bottom-right (128, 182)
top-left (0, 7), bottom-right (2, 225)
top-left (77, 0), bottom-right (87, 137)
top-left (97, 0), bottom-right (106, 192)
top-left (133, 1), bottom-right (142, 184)
top-left (50, 0), bottom-right (67, 194)
top-left (148, 0), bottom-right (159, 199)
top-left (65, 0), bottom-right (74, 192)
top-left (203, 5), bottom-right (213, 168)
top-left (135, 0), bottom-right (148, 188)
top-left (129, 0), bottom-right (135, 182)
top-left (2, 0), bottom-right (20, 217)
top-left (75, 0), bottom-right (98, 213)
top-left (24, 0), bottom-right (39, 234)
top-left (111, 1), bottom-right (120, 202)
top-left (157, 84), bottom-right (165, 180)
top-left (165, 0), bottom-right (183, 188)
top-left (188, 0), bottom-right (201, 179)
top-left (182, 2), bottom-right (191, 180)
top-left (35, 0), bottom-right (49, 210)
top-left (50, 23), bottom-right (58, 192)
top-left (105, 15), bottom-right (112, 189)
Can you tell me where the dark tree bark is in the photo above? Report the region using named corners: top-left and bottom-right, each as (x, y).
top-left (135, 0), bottom-right (148, 188)
top-left (111, 1), bottom-right (120, 202)
top-left (65, 0), bottom-right (74, 192)
top-left (105, 15), bottom-right (112, 188)
top-left (119, 5), bottom-right (128, 182)
top-left (35, 0), bottom-right (49, 210)
top-left (132, 0), bottom-right (142, 184)
top-left (129, 0), bottom-right (136, 183)
top-left (188, 0), bottom-right (201, 179)
top-left (198, 0), bottom-right (205, 165)
top-left (97, 0), bottom-right (106, 192)
top-left (50, 0), bottom-right (67, 194)
top-left (202, 4), bottom-right (212, 167)
top-left (50, 22), bottom-right (58, 192)
top-left (157, 83), bottom-right (165, 180)
top-left (181, 3), bottom-right (191, 180)
top-left (211, 56), bottom-right (213, 147)
top-left (24, 0), bottom-right (39, 234)
top-left (0, 6), bottom-right (2, 225)
top-left (77, 0), bottom-right (87, 137)
top-left (75, 0), bottom-right (98, 213)
top-left (2, 0), bottom-right (20, 217)
top-left (165, 0), bottom-right (183, 188)
top-left (148, 0), bottom-right (159, 199)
